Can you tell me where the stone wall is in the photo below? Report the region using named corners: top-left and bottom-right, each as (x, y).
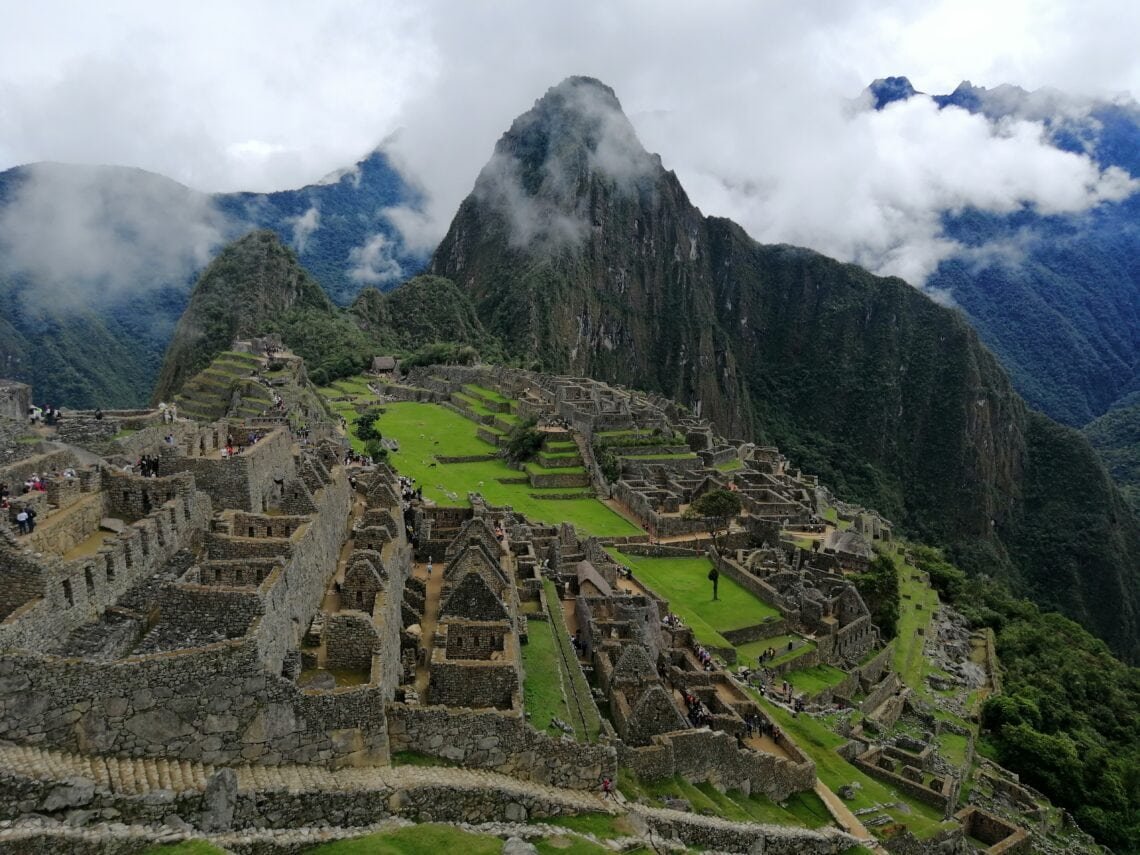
top-left (24, 492), bottom-right (103, 556)
top-left (853, 748), bottom-right (957, 817)
top-left (251, 471), bottom-right (352, 676)
top-left (386, 704), bottom-right (615, 789)
top-left (0, 380), bottom-right (31, 422)
top-left (860, 673), bottom-right (902, 716)
top-left (426, 658), bottom-right (517, 710)
top-left (0, 483), bottom-right (211, 652)
top-left (623, 727), bottom-right (815, 803)
top-left (0, 639), bottom-right (389, 768)
top-left (722, 618), bottom-right (789, 646)
top-left (104, 470), bottom-right (194, 522)
top-left (324, 612), bottom-right (379, 673)
top-left (636, 809), bottom-right (857, 855)
top-left (168, 429), bottom-right (293, 512)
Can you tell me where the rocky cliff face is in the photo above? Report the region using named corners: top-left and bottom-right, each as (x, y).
top-left (431, 76), bottom-right (1139, 660)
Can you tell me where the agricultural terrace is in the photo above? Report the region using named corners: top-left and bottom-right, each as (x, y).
top-left (608, 550), bottom-right (779, 648)
top-left (369, 400), bottom-right (642, 537)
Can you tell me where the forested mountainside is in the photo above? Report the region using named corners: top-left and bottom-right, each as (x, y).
top-left (430, 76), bottom-right (1140, 662)
top-left (0, 149), bottom-right (422, 409)
top-left (151, 234), bottom-right (491, 402)
top-left (871, 76), bottom-right (1140, 428)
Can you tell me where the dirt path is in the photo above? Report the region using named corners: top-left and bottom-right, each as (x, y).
top-left (413, 562), bottom-right (445, 696)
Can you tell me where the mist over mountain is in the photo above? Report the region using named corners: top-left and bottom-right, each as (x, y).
top-left (869, 76), bottom-right (1140, 429)
top-left (431, 75), bottom-right (1140, 663)
top-left (0, 148), bottom-right (423, 408)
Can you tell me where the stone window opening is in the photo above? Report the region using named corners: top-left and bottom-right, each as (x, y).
top-left (249, 526), bottom-right (256, 537)
top-left (84, 566), bottom-right (95, 596)
top-left (105, 556), bottom-right (115, 583)
top-left (62, 578), bottom-right (74, 607)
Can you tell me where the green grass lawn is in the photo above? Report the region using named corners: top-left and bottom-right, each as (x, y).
top-left (367, 403), bottom-right (640, 537)
top-left (617, 773), bottom-right (832, 829)
top-left (464, 383), bottom-right (510, 404)
top-left (141, 844), bottom-right (229, 855)
top-left (887, 543), bottom-right (946, 697)
top-left (542, 579), bottom-right (602, 740)
top-left (526, 460), bottom-right (587, 475)
top-left (784, 664), bottom-right (848, 695)
top-left (715, 458), bottom-right (743, 472)
top-left (544, 440), bottom-right (578, 452)
top-left (738, 635), bottom-right (806, 666)
top-left (522, 617), bottom-right (583, 738)
top-left (748, 689), bottom-right (951, 838)
top-left (608, 551), bottom-right (779, 648)
top-left (304, 824), bottom-right (504, 854)
top-left (616, 453), bottom-right (696, 461)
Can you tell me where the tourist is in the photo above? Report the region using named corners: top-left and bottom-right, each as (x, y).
top-left (15, 509), bottom-right (29, 535)
top-left (601, 777), bottom-right (616, 800)
top-left (426, 558), bottom-right (433, 577)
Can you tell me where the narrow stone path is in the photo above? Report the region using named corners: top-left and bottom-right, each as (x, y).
top-left (413, 561), bottom-right (444, 696)
top-left (812, 779), bottom-right (886, 852)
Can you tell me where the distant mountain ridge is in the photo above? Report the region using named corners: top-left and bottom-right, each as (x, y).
top-left (869, 76), bottom-right (1140, 428)
top-left (0, 149), bottom-right (424, 408)
top-left (430, 76), bottom-right (1140, 663)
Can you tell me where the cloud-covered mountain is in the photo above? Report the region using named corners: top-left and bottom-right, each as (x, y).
top-left (431, 75), bottom-right (1140, 665)
top-left (869, 76), bottom-right (1140, 428)
top-left (0, 149), bottom-right (424, 408)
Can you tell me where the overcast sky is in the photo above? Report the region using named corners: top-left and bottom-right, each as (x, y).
top-left (2, 0), bottom-right (1138, 287)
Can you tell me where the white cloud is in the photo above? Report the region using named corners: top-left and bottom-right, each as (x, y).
top-left (2, 0), bottom-right (1140, 291)
top-left (289, 205), bottom-right (320, 253)
top-left (348, 233), bottom-right (404, 286)
top-left (0, 162), bottom-right (227, 306)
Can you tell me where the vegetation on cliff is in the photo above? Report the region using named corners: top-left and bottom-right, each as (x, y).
top-left (914, 545), bottom-right (1140, 851)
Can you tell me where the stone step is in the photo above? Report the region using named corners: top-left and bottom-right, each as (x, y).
top-left (0, 742), bottom-right (607, 814)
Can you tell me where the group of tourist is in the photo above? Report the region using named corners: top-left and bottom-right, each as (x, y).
top-left (682, 691), bottom-right (712, 727)
top-left (742, 712), bottom-right (780, 743)
top-left (572, 629), bottom-right (587, 655)
top-left (398, 475), bottom-right (422, 505)
top-left (343, 451), bottom-right (374, 467)
top-left (694, 644), bottom-right (716, 671)
top-left (13, 505), bottom-right (37, 535)
top-left (28, 404), bottom-right (62, 425)
top-left (662, 612), bottom-right (684, 630)
top-left (157, 403), bottom-right (178, 423)
top-left (135, 455), bottom-right (161, 477)
top-left (755, 643), bottom-right (793, 664)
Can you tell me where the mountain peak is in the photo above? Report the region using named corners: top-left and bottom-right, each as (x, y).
top-left (459, 76), bottom-right (661, 250)
top-left (867, 75), bottom-right (920, 109)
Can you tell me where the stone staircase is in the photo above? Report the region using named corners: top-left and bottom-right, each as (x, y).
top-left (0, 742), bottom-right (607, 813)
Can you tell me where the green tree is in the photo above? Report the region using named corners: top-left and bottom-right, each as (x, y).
top-left (505, 420), bottom-right (545, 463)
top-left (850, 554), bottom-right (901, 639)
top-left (354, 407), bottom-right (384, 443)
top-left (685, 489), bottom-right (743, 550)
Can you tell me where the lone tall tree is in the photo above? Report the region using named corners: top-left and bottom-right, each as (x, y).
top-left (686, 488), bottom-right (743, 551)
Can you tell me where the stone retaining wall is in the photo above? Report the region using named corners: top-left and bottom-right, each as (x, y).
top-left (635, 808), bottom-right (857, 855)
top-left (722, 618), bottom-right (789, 646)
top-left (386, 704), bottom-right (615, 790)
top-left (623, 727), bottom-right (814, 803)
top-left (0, 769), bottom-right (600, 835)
top-left (0, 639), bottom-right (390, 768)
